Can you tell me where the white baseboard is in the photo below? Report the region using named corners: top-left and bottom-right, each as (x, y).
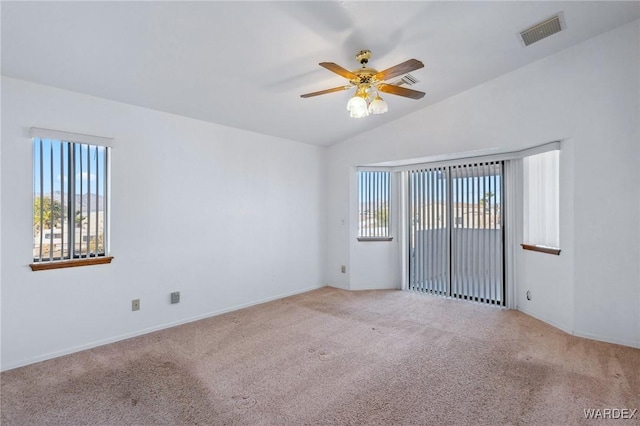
top-left (516, 307), bottom-right (573, 335)
top-left (328, 282), bottom-right (349, 290)
top-left (2, 284), bottom-right (326, 372)
top-left (571, 330), bottom-right (640, 349)
top-left (517, 307), bottom-right (640, 349)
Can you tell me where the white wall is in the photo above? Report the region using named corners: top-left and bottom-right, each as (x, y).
top-left (326, 20), bottom-right (640, 348)
top-left (2, 21), bottom-right (638, 373)
top-left (1, 77), bottom-right (327, 370)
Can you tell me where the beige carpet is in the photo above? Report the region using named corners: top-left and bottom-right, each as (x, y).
top-left (2, 287), bottom-right (639, 425)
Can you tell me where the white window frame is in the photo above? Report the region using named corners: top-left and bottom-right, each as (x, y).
top-left (30, 128), bottom-right (114, 270)
top-left (360, 140), bottom-right (560, 307)
top-left (522, 147), bottom-right (560, 255)
top-left (357, 170), bottom-right (393, 241)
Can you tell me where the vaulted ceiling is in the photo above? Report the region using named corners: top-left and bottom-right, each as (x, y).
top-left (3, 1), bottom-right (639, 146)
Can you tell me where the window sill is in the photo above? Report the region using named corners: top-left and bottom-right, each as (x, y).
top-left (357, 237), bottom-right (393, 242)
top-left (30, 256), bottom-right (114, 271)
top-left (521, 244), bottom-right (560, 256)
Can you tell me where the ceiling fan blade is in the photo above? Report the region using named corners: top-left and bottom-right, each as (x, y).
top-left (300, 85), bottom-right (352, 98)
top-left (378, 84), bottom-right (425, 100)
top-left (373, 59), bottom-right (424, 82)
top-left (319, 62), bottom-right (359, 80)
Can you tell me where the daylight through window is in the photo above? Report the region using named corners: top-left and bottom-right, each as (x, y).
top-left (33, 138), bottom-right (109, 263)
top-left (523, 149), bottom-right (559, 249)
top-left (358, 171), bottom-right (391, 240)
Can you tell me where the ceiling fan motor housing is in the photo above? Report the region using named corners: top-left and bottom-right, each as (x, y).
top-left (355, 50), bottom-right (371, 65)
top-left (350, 68), bottom-right (378, 85)
top-left (353, 51), bottom-right (378, 85)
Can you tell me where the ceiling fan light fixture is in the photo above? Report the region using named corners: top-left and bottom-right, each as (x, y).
top-left (350, 108), bottom-right (369, 119)
top-left (349, 99), bottom-right (370, 118)
top-left (347, 84), bottom-right (374, 118)
top-left (347, 94), bottom-right (369, 118)
top-left (368, 95), bottom-right (388, 115)
top-left (346, 95), bottom-right (367, 111)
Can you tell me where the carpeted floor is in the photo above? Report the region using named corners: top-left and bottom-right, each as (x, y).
top-left (2, 287), bottom-right (639, 425)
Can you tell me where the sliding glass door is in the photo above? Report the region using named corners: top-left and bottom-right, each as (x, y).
top-left (408, 161), bottom-right (504, 306)
top-left (408, 167), bottom-right (449, 295)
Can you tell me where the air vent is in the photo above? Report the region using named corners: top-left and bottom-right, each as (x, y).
top-left (390, 73), bottom-right (419, 86)
top-left (519, 13), bottom-right (565, 46)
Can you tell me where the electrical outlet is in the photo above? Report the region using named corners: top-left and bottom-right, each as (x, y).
top-left (341, 265), bottom-right (346, 273)
top-left (132, 299), bottom-right (140, 311)
top-left (171, 291), bottom-right (180, 304)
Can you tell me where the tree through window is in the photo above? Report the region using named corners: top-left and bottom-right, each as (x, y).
top-left (33, 137), bottom-right (109, 263)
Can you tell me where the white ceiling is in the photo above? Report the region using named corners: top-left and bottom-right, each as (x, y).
top-left (2, 1), bottom-right (639, 146)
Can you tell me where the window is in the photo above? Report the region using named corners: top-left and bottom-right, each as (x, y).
top-left (522, 149), bottom-right (560, 254)
top-left (31, 129), bottom-right (112, 269)
top-left (357, 171), bottom-right (392, 240)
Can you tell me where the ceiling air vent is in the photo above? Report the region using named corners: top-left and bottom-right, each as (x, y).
top-left (519, 13), bottom-right (565, 46)
top-left (390, 73), bottom-right (419, 87)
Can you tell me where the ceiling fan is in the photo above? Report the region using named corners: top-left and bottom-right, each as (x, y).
top-left (300, 50), bottom-right (425, 118)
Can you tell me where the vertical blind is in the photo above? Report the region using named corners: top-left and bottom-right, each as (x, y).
top-left (450, 162), bottom-right (503, 305)
top-left (523, 149), bottom-right (559, 248)
top-left (409, 161), bottom-right (504, 305)
top-left (358, 171), bottom-right (391, 239)
top-left (33, 137), bottom-right (109, 262)
top-left (408, 167), bottom-right (449, 294)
